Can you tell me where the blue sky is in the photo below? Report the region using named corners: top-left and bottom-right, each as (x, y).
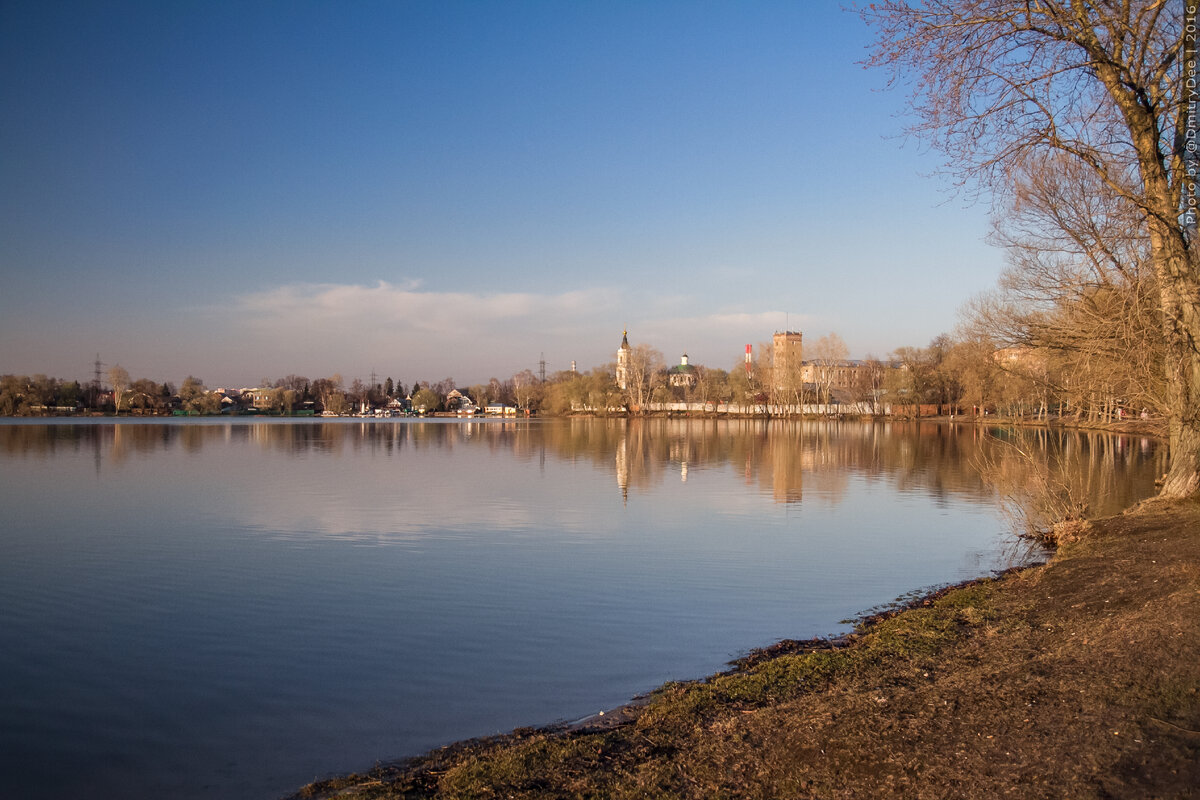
top-left (0, 0), bottom-right (1004, 388)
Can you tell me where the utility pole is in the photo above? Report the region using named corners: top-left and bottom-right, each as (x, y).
top-left (91, 354), bottom-right (106, 409)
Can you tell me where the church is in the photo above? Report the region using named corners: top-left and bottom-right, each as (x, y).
top-left (666, 354), bottom-right (697, 388)
top-left (616, 330), bottom-right (631, 390)
top-left (616, 331), bottom-right (697, 391)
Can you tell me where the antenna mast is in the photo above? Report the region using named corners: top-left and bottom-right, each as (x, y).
top-left (90, 354), bottom-right (106, 410)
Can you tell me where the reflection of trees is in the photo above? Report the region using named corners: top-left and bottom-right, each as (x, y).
top-left (0, 423), bottom-right (111, 458)
top-left (973, 427), bottom-right (1169, 532)
top-left (533, 419), bottom-right (1163, 513)
top-left (0, 421), bottom-right (1165, 514)
top-left (551, 418), bottom-right (1003, 507)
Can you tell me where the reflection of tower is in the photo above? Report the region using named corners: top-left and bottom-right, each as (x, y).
top-left (615, 432), bottom-right (629, 505)
top-left (768, 425), bottom-right (804, 503)
top-left (93, 423), bottom-right (102, 477)
top-left (616, 331), bottom-right (631, 391)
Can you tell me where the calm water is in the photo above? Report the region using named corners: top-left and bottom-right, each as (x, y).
top-left (0, 418), bottom-right (1164, 799)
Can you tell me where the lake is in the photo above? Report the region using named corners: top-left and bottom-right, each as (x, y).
top-left (0, 417), bottom-right (1165, 799)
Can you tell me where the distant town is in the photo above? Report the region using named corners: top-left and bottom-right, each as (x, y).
top-left (1, 325), bottom-right (1155, 427)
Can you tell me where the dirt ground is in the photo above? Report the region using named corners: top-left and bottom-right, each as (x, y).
top-left (291, 498), bottom-right (1200, 800)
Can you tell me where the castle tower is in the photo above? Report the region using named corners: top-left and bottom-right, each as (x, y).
top-left (773, 330), bottom-right (804, 391)
top-left (773, 330), bottom-right (803, 370)
top-left (616, 330), bottom-right (631, 390)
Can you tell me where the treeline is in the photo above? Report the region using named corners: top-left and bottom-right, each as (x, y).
top-left (0, 374), bottom-right (89, 415)
top-left (0, 368), bottom-right (554, 417)
top-left (0, 318), bottom-right (1167, 422)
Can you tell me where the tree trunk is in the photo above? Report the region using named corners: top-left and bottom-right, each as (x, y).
top-left (1119, 91), bottom-right (1200, 498)
top-left (1142, 203), bottom-right (1200, 494)
top-left (1156, 255), bottom-right (1200, 498)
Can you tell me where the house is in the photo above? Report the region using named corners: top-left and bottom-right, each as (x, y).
top-left (800, 360), bottom-right (864, 390)
top-left (445, 389), bottom-right (476, 413)
top-left (485, 402), bottom-right (518, 417)
top-left (248, 387), bottom-right (274, 409)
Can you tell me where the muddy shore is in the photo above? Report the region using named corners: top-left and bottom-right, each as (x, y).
top-left (290, 498), bottom-right (1200, 799)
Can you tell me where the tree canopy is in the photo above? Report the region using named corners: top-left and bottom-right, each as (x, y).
top-left (864, 0), bottom-right (1200, 497)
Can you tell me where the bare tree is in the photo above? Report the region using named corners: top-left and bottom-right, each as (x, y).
top-left (864, 1), bottom-right (1200, 497)
top-left (808, 332), bottom-right (849, 405)
top-left (850, 355), bottom-right (890, 415)
top-left (943, 334), bottom-right (1001, 417)
top-left (486, 377), bottom-right (508, 405)
top-left (512, 369), bottom-right (540, 410)
top-left (621, 343), bottom-right (664, 413)
top-left (312, 374), bottom-right (345, 414)
top-left (468, 383), bottom-right (488, 408)
top-left (692, 366), bottom-right (729, 412)
top-left (749, 340), bottom-right (777, 411)
top-left (966, 152), bottom-right (1167, 420)
top-left (348, 379), bottom-right (368, 412)
top-left (107, 365), bottom-right (130, 412)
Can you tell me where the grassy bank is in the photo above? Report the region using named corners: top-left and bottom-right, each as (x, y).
top-left (292, 499), bottom-right (1200, 799)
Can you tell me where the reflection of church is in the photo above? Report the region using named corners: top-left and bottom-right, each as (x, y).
top-left (616, 433), bottom-right (628, 504)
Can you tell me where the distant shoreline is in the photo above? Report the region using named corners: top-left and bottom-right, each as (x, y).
top-left (0, 409), bottom-right (1168, 437)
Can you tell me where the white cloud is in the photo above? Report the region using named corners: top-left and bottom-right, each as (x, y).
top-left (235, 281), bottom-right (622, 334)
top-left (237, 281), bottom-right (606, 330)
top-left (225, 281), bottom-right (627, 382)
top-left (204, 281), bottom-right (833, 384)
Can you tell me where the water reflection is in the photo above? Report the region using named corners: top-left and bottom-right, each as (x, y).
top-left (970, 425), bottom-right (1165, 534)
top-left (0, 418), bottom-right (1167, 800)
top-left (0, 418), bottom-right (1166, 521)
